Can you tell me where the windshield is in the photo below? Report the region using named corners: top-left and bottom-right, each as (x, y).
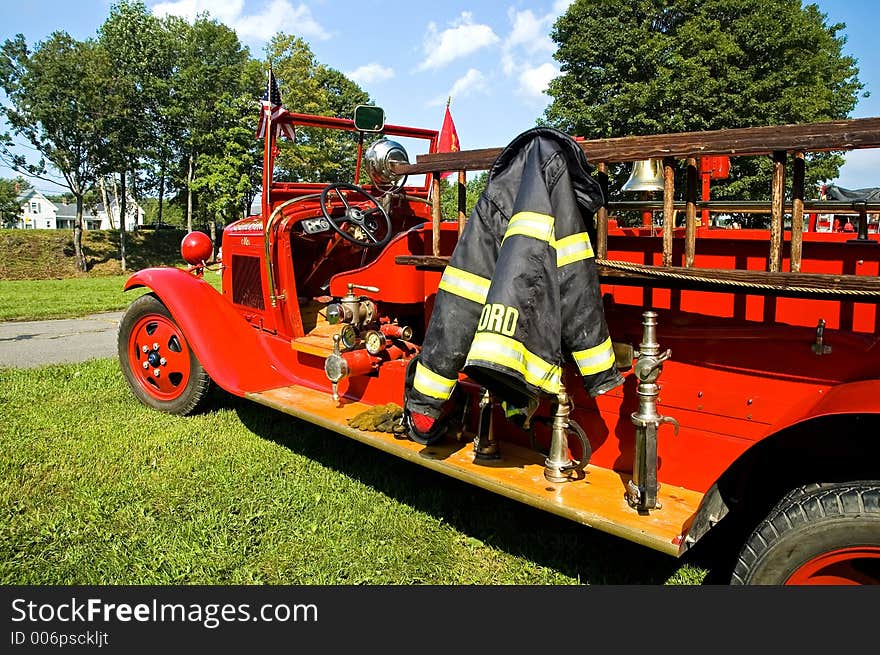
top-left (269, 115), bottom-right (435, 193)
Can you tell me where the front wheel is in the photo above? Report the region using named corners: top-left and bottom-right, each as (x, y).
top-left (118, 293), bottom-right (213, 415)
top-left (732, 481), bottom-right (880, 585)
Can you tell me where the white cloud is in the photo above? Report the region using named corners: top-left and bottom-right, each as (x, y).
top-left (426, 68), bottom-right (488, 107)
top-left (518, 63), bottom-right (560, 98)
top-left (346, 63), bottom-right (395, 85)
top-left (417, 12), bottom-right (500, 71)
top-left (500, 6), bottom-right (567, 101)
top-left (505, 8), bottom-right (555, 54)
top-left (450, 68), bottom-right (486, 97)
top-left (237, 0), bottom-right (327, 41)
top-left (150, 0), bottom-right (329, 43)
top-left (552, 0), bottom-right (574, 16)
top-left (151, 0), bottom-right (241, 23)
top-left (500, 52), bottom-right (517, 77)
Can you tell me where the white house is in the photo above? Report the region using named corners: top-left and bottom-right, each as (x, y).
top-left (12, 189), bottom-right (143, 231)
top-left (95, 198), bottom-right (144, 231)
top-left (15, 189), bottom-right (58, 230)
top-left (54, 203), bottom-right (102, 231)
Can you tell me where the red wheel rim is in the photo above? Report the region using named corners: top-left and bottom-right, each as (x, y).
top-left (785, 546), bottom-right (880, 585)
top-left (127, 314), bottom-right (192, 402)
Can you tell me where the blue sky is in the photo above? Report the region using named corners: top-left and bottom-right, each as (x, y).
top-left (2, 0), bottom-right (880, 193)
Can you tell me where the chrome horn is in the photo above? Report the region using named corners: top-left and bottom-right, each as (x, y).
top-left (621, 159), bottom-right (664, 192)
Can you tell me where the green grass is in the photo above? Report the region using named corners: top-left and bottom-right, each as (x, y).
top-left (0, 360), bottom-right (708, 585)
top-left (0, 228), bottom-right (190, 280)
top-left (0, 226), bottom-right (222, 321)
top-left (0, 271), bottom-right (223, 321)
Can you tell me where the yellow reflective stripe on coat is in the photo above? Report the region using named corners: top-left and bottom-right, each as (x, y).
top-left (466, 332), bottom-right (561, 395)
top-left (572, 337), bottom-right (615, 375)
top-left (502, 211), bottom-right (555, 244)
top-left (555, 233), bottom-right (594, 267)
top-left (412, 362), bottom-right (457, 400)
top-left (438, 265), bottom-right (491, 305)
top-left (502, 214), bottom-right (593, 268)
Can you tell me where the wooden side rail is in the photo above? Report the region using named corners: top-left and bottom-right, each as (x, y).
top-left (395, 117), bottom-right (880, 173)
top-left (397, 117), bottom-right (880, 264)
top-left (394, 255), bottom-right (880, 301)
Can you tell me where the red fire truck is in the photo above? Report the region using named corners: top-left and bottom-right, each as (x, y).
top-left (118, 105), bottom-right (880, 585)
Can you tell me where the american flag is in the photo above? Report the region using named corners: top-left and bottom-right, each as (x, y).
top-left (256, 69), bottom-right (296, 141)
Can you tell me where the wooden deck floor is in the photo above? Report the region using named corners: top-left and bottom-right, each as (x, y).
top-left (247, 384), bottom-right (705, 557)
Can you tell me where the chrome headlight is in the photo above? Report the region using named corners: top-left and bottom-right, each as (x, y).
top-left (364, 138), bottom-right (409, 189)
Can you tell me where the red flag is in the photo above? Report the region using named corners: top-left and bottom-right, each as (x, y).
top-left (437, 99), bottom-right (459, 180)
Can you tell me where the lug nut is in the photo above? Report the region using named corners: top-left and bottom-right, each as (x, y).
top-left (152, 342), bottom-right (160, 351)
top-left (142, 362), bottom-right (149, 369)
top-left (153, 369), bottom-right (160, 377)
top-left (142, 345), bottom-right (149, 353)
top-left (159, 357), bottom-right (167, 366)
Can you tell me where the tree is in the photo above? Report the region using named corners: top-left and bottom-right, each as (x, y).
top-left (0, 33), bottom-right (115, 270)
top-left (191, 88), bottom-right (264, 249)
top-left (142, 196), bottom-right (184, 227)
top-left (267, 35), bottom-right (371, 183)
top-left (0, 176), bottom-right (30, 228)
top-left (440, 173), bottom-right (488, 221)
top-left (98, 0), bottom-right (167, 270)
top-left (144, 13), bottom-right (189, 230)
top-left (171, 16), bottom-right (252, 233)
top-left (544, 0), bottom-right (864, 202)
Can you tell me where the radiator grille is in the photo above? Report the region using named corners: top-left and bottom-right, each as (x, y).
top-left (231, 254), bottom-right (265, 309)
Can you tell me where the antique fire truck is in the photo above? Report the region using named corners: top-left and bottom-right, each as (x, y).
top-left (118, 104), bottom-right (880, 585)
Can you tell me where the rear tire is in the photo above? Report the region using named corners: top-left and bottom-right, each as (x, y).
top-left (118, 294), bottom-right (213, 416)
top-left (732, 481), bottom-right (880, 585)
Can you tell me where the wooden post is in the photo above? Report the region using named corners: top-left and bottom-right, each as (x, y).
top-left (596, 163), bottom-right (609, 259)
top-left (769, 150), bottom-right (786, 272)
top-left (685, 157), bottom-right (698, 268)
top-left (662, 157), bottom-right (675, 266)
top-left (431, 172), bottom-right (441, 256)
top-left (457, 170), bottom-right (467, 234)
top-left (790, 151), bottom-right (805, 273)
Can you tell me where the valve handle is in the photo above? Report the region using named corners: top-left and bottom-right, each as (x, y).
top-left (348, 283), bottom-right (380, 294)
top-left (646, 348), bottom-right (672, 376)
top-left (661, 414), bottom-right (680, 436)
top-left (558, 418), bottom-right (592, 473)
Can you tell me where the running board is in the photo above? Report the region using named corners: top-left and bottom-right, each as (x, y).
top-left (246, 384), bottom-right (703, 557)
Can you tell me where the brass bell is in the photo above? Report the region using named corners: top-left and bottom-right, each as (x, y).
top-left (621, 159), bottom-right (664, 192)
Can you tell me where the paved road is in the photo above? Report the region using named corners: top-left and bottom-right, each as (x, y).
top-left (0, 311), bottom-right (124, 369)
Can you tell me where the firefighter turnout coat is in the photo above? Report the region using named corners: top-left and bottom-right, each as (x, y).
top-left (405, 127), bottom-right (624, 419)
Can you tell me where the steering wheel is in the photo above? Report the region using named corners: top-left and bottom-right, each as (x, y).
top-left (319, 182), bottom-right (392, 248)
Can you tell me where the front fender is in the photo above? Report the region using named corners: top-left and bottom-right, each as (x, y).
top-left (124, 268), bottom-right (293, 396)
top-left (767, 379), bottom-right (880, 435)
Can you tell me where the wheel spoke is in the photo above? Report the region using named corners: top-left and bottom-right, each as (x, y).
top-left (320, 183), bottom-right (391, 248)
top-left (152, 324), bottom-right (178, 351)
top-left (152, 371), bottom-right (178, 394)
top-left (346, 210), bottom-right (365, 226)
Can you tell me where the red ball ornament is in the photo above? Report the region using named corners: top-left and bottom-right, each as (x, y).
top-left (180, 231), bottom-right (213, 265)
